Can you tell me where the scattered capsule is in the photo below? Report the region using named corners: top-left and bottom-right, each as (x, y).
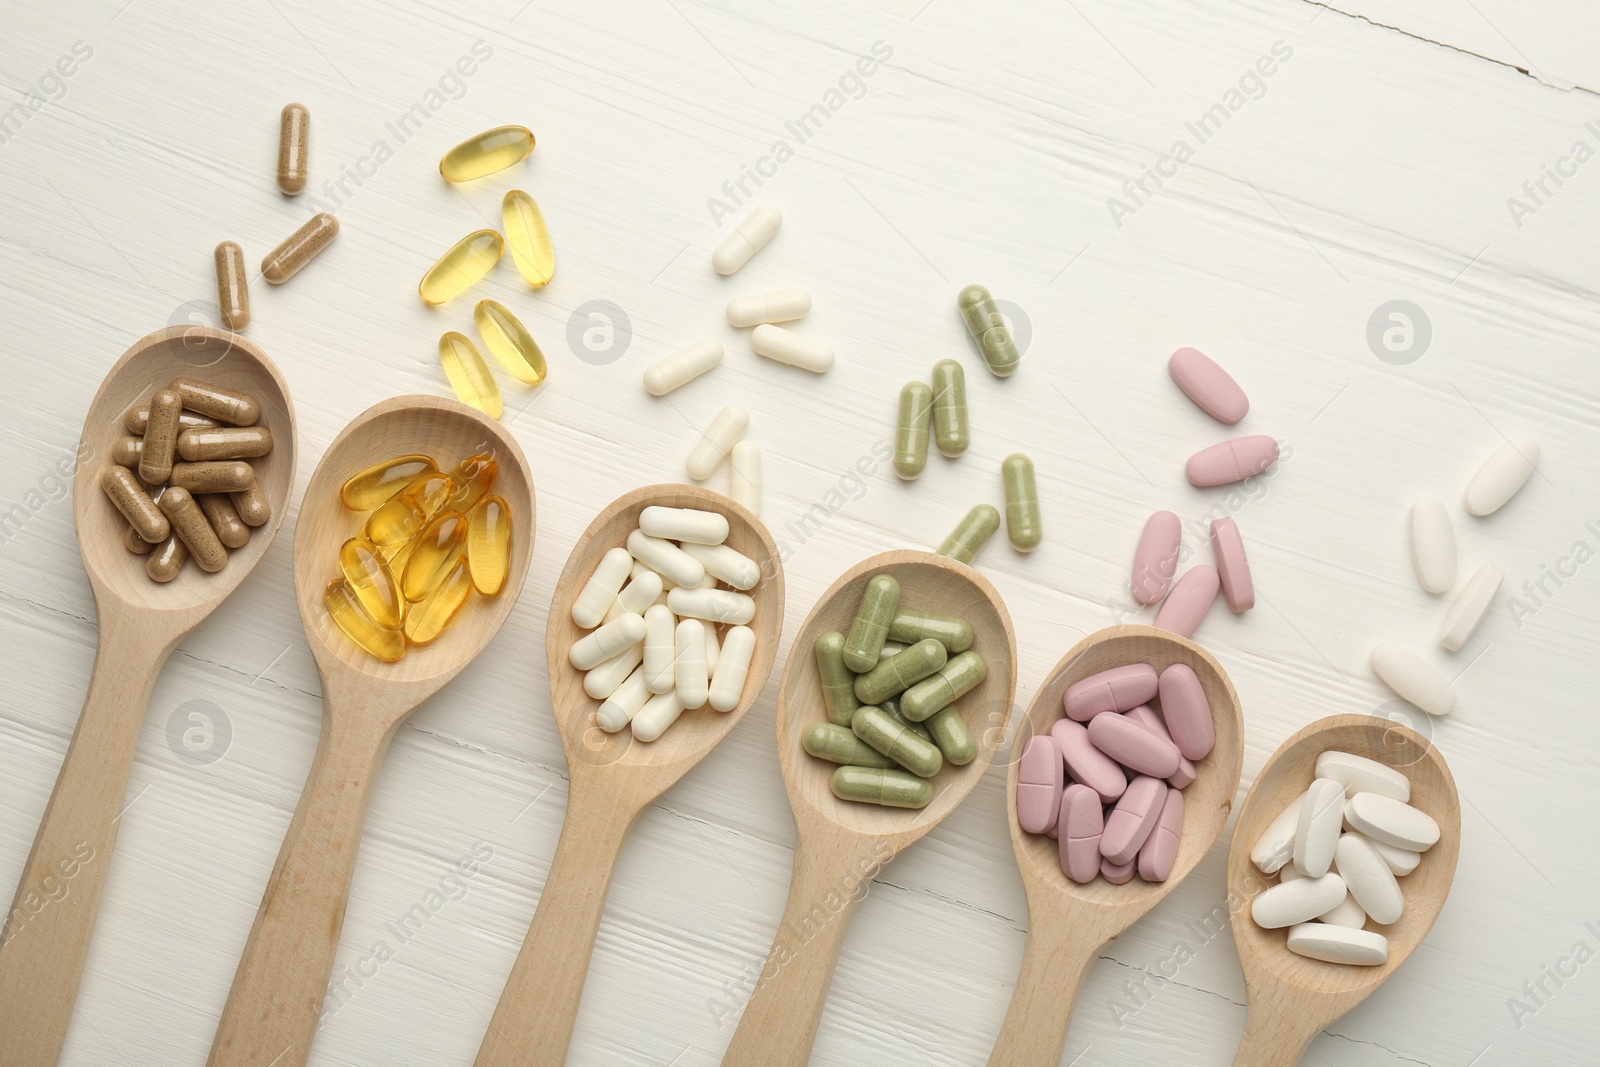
top-left (901, 650), bottom-right (988, 721)
top-left (231, 483), bottom-right (272, 527)
top-left (178, 426), bottom-right (272, 462)
top-left (159, 486), bottom-right (228, 573)
top-left (931, 359), bottom-right (969, 456)
top-left (102, 466), bottom-right (169, 543)
top-left (713, 203), bottom-right (781, 275)
top-left (853, 638), bottom-right (948, 706)
top-left (340, 536), bottom-right (403, 629)
top-left (958, 284), bottom-right (1021, 377)
top-left (843, 574), bottom-right (900, 673)
top-left (124, 406), bottom-right (218, 435)
top-left (325, 579), bottom-right (405, 662)
top-left (261, 212), bottom-right (339, 284)
top-left (643, 339), bottom-right (722, 396)
top-left (474, 299), bottom-right (547, 385)
top-left (124, 524), bottom-right (153, 554)
top-left (111, 437), bottom-right (142, 468)
top-left (341, 454), bottom-right (436, 511)
top-left (851, 705), bottom-right (943, 778)
top-left (402, 510), bottom-right (468, 602)
top-left (924, 705), bottom-right (976, 765)
top-left (726, 287), bottom-right (811, 327)
top-left (277, 103), bottom-right (309, 195)
top-left (446, 453), bottom-right (497, 513)
top-left (686, 404), bottom-right (748, 481)
top-left (803, 723), bottom-right (894, 769)
top-left (438, 331), bottom-right (504, 418)
top-left (938, 504), bottom-right (1000, 564)
top-left (440, 125), bottom-right (535, 182)
top-left (171, 378), bottom-right (261, 426)
top-left (199, 493), bottom-right (250, 549)
top-left (751, 324), bottom-right (834, 373)
top-left (214, 240), bottom-right (251, 330)
top-left (894, 381), bottom-right (932, 480)
top-left (146, 532), bottom-right (188, 582)
top-left (1002, 453), bottom-right (1042, 552)
top-left (405, 557), bottom-right (474, 645)
top-left (138, 388), bottom-right (182, 485)
top-left (729, 441), bottom-right (762, 516)
top-left (888, 610), bottom-right (973, 653)
top-left (420, 230), bottom-right (504, 305)
top-left (831, 765), bottom-right (933, 808)
top-left (170, 460), bottom-right (255, 494)
top-left (815, 631), bottom-right (858, 727)
top-left (501, 189), bottom-right (554, 287)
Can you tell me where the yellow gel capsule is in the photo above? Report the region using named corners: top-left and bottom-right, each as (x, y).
top-left (447, 452), bottom-right (497, 513)
top-left (404, 557), bottom-right (475, 645)
top-left (439, 125), bottom-right (536, 182)
top-left (402, 471), bottom-right (457, 520)
top-left (340, 454), bottom-right (437, 511)
top-left (501, 190), bottom-right (554, 287)
top-left (467, 494), bottom-right (512, 595)
top-left (402, 509), bottom-right (468, 602)
top-left (419, 230), bottom-right (504, 305)
top-left (474, 299), bottom-right (547, 385)
top-left (325, 579), bottom-right (405, 662)
top-left (339, 536), bottom-right (404, 629)
top-left (365, 494), bottom-right (425, 546)
top-left (380, 531), bottom-right (419, 577)
top-left (438, 332), bottom-right (503, 418)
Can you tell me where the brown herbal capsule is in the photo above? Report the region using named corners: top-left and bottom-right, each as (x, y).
top-left (177, 425), bottom-right (272, 461)
top-left (112, 436), bottom-right (143, 468)
top-left (171, 377), bottom-right (261, 426)
top-left (124, 524), bottom-right (153, 554)
top-left (199, 494), bottom-right (251, 549)
top-left (277, 103), bottom-right (309, 195)
top-left (139, 388), bottom-right (182, 484)
top-left (101, 466), bottom-right (169, 543)
top-left (170, 460), bottom-right (255, 494)
top-left (261, 212), bottom-right (338, 284)
top-left (124, 406), bottom-right (219, 435)
top-left (146, 532), bottom-right (188, 582)
top-left (159, 486), bottom-right (228, 573)
top-left (214, 240), bottom-right (251, 330)
top-left (232, 482), bottom-right (272, 527)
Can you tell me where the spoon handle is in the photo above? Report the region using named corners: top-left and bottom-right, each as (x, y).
top-left (1231, 1001), bottom-right (1316, 1067)
top-left (207, 711), bottom-right (392, 1067)
top-left (474, 774), bottom-right (639, 1067)
top-left (0, 608), bottom-right (178, 1067)
top-left (719, 833), bottom-right (892, 1067)
top-left (985, 914), bottom-right (1101, 1067)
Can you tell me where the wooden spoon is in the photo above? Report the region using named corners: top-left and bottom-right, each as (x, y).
top-left (0, 326), bottom-right (295, 1067)
top-left (719, 550), bottom-right (1016, 1067)
top-left (987, 624), bottom-right (1245, 1067)
top-left (1228, 714), bottom-right (1459, 1066)
top-left (206, 394), bottom-right (534, 1067)
top-left (475, 483), bottom-right (784, 1067)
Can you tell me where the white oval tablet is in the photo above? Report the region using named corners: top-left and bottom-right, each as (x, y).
top-left (1334, 832), bottom-right (1404, 925)
top-left (1464, 435), bottom-right (1539, 516)
top-left (1251, 873), bottom-right (1346, 928)
top-left (1294, 778), bottom-right (1346, 877)
top-left (1251, 793), bottom-right (1305, 875)
top-left (1368, 836), bottom-right (1421, 876)
top-left (1314, 751), bottom-right (1410, 802)
top-left (1370, 644), bottom-right (1455, 716)
top-left (1319, 892), bottom-right (1367, 929)
top-left (1345, 792), bottom-right (1441, 852)
top-left (1286, 923), bottom-right (1388, 966)
top-left (1408, 497), bottom-right (1456, 595)
top-left (1439, 562), bottom-right (1503, 652)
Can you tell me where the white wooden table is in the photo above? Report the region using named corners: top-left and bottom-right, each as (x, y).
top-left (2, 1), bottom-right (1597, 1064)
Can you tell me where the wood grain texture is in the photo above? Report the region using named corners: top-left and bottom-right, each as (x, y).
top-left (1, 0), bottom-right (1598, 1064)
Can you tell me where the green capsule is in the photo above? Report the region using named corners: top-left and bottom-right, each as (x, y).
top-left (843, 573), bottom-right (899, 672)
top-left (931, 359), bottom-right (969, 457)
top-left (888, 609), bottom-right (973, 653)
top-left (815, 631), bottom-right (857, 727)
top-left (894, 381), bottom-right (933, 480)
top-left (878, 641), bottom-right (907, 659)
top-left (803, 723), bottom-right (895, 768)
top-left (957, 284), bottom-right (1020, 378)
top-left (901, 650), bottom-right (987, 721)
top-left (937, 504), bottom-right (1000, 564)
top-left (1002, 453), bottom-right (1042, 552)
top-left (924, 705), bottom-right (976, 765)
top-left (853, 638), bottom-right (948, 705)
top-left (881, 697), bottom-right (933, 742)
top-left (831, 765), bottom-right (934, 808)
top-left (852, 704), bottom-right (944, 777)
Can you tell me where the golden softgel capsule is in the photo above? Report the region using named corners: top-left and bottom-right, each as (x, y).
top-left (339, 536), bottom-right (403, 629)
top-left (340, 454), bottom-right (436, 511)
top-left (277, 102), bottom-right (309, 195)
top-left (501, 190), bottom-right (554, 287)
top-left (401, 510), bottom-right (467, 602)
top-left (446, 452), bottom-right (497, 513)
top-left (420, 230), bottom-right (503, 305)
top-left (440, 125), bottom-right (535, 182)
top-left (404, 557), bottom-right (473, 645)
top-left (473, 299), bottom-right (546, 385)
top-left (262, 212), bottom-right (339, 284)
top-left (214, 240), bottom-right (251, 330)
top-left (325, 579), bottom-right (404, 662)
top-left (466, 494), bottom-right (511, 595)
top-left (438, 332), bottom-right (503, 418)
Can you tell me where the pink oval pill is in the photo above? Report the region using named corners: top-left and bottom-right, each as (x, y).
top-left (1166, 757), bottom-right (1197, 790)
top-left (1136, 787), bottom-right (1185, 882)
top-left (1088, 711), bottom-right (1181, 778)
top-left (1185, 435), bottom-right (1279, 487)
top-left (1051, 718), bottom-right (1127, 802)
top-left (1101, 775), bottom-right (1167, 865)
top-left (1017, 733), bottom-right (1063, 834)
top-left (1210, 517), bottom-right (1254, 612)
top-left (1064, 663), bottom-right (1158, 721)
top-left (1058, 783), bottom-right (1104, 884)
top-left (1132, 510), bottom-right (1182, 605)
top-left (1123, 704), bottom-right (1198, 788)
top-left (1157, 663), bottom-right (1214, 760)
top-left (1169, 347), bottom-right (1248, 424)
top-left (1154, 565), bottom-right (1219, 638)
top-left (1100, 858), bottom-right (1135, 884)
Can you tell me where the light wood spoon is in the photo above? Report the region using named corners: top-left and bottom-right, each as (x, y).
top-left (1228, 714), bottom-right (1459, 1066)
top-left (206, 394), bottom-right (534, 1067)
top-left (988, 624), bottom-right (1245, 1067)
top-left (475, 483), bottom-right (785, 1067)
top-left (719, 549), bottom-right (1016, 1067)
top-left (0, 326), bottom-right (295, 1067)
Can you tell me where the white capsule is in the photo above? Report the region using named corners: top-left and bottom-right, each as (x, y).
top-left (1464, 435), bottom-right (1539, 516)
top-left (1370, 643), bottom-right (1455, 716)
top-left (667, 586), bottom-right (755, 625)
top-left (632, 689), bottom-right (686, 741)
top-left (643, 339), bottom-right (723, 396)
top-left (615, 565), bottom-right (664, 615)
top-left (1251, 793), bottom-right (1304, 875)
top-left (643, 603), bottom-right (677, 694)
top-left (1439, 562), bottom-right (1503, 652)
top-left (729, 441), bottom-right (762, 516)
top-left (1344, 792), bottom-right (1441, 852)
top-left (597, 665), bottom-right (652, 732)
top-left (702, 620), bottom-right (721, 676)
top-left (726, 287), bottom-right (811, 327)
top-left (1408, 497), bottom-right (1456, 595)
top-left (1318, 892), bottom-right (1368, 929)
top-left (709, 624), bottom-right (755, 712)
top-left (679, 541), bottom-right (761, 590)
top-left (569, 612), bottom-right (646, 670)
top-left (686, 404), bottom-right (749, 481)
top-left (582, 641), bottom-right (644, 700)
top-left (1286, 923), bottom-right (1388, 966)
top-left (1314, 751), bottom-right (1411, 803)
top-left (751, 324), bottom-right (834, 373)
top-left (627, 528), bottom-right (705, 588)
top-left (1251, 872), bottom-right (1346, 928)
top-left (1294, 778), bottom-right (1346, 878)
top-left (1367, 836), bottom-right (1421, 876)
top-left (712, 203), bottom-right (781, 275)
top-left (639, 505), bottom-right (728, 545)
top-left (572, 546), bottom-right (633, 629)
top-left (674, 619), bottom-right (709, 709)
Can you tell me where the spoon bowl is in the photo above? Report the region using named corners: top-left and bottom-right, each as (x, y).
top-left (986, 624), bottom-right (1245, 1067)
top-left (720, 549), bottom-right (1017, 1067)
top-left (1227, 714), bottom-right (1460, 1066)
top-left (475, 483), bottom-right (784, 1067)
top-left (0, 326), bottom-right (295, 1067)
top-left (209, 394), bottom-right (534, 1067)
